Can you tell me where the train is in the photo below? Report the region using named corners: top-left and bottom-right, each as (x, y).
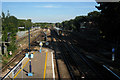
top-left (54, 27), bottom-right (62, 36)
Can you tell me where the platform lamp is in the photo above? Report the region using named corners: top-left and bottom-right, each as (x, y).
top-left (18, 26), bottom-right (33, 76)
top-left (27, 27), bottom-right (33, 76)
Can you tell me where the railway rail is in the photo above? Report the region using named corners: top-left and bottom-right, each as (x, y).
top-left (51, 35), bottom-right (61, 80)
top-left (62, 30), bottom-right (120, 80)
top-left (52, 28), bottom-right (120, 80)
top-left (1, 30), bottom-right (43, 75)
top-left (52, 29), bottom-right (86, 80)
top-left (65, 31), bottom-right (120, 78)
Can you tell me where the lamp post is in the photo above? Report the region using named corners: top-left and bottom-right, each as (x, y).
top-left (27, 27), bottom-right (33, 76)
top-left (28, 27), bottom-right (33, 76)
top-left (18, 26), bottom-right (33, 76)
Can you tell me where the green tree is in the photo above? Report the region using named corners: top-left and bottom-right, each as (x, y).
top-left (87, 11), bottom-right (100, 28)
top-left (25, 19), bottom-right (32, 29)
top-left (96, 2), bottom-right (120, 41)
top-left (2, 11), bottom-right (18, 55)
top-left (74, 16), bottom-right (87, 31)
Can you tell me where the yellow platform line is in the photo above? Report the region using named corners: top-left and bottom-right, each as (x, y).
top-left (43, 52), bottom-right (48, 80)
top-left (14, 58), bottom-right (30, 78)
top-left (14, 51), bottom-right (35, 78)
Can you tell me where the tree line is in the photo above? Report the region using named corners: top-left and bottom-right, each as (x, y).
top-left (2, 11), bottom-right (18, 55)
top-left (1, 11), bottom-right (33, 56)
top-left (96, 2), bottom-right (120, 42)
top-left (33, 22), bottom-right (52, 29)
top-left (1, 2), bottom-right (120, 56)
top-left (56, 2), bottom-right (120, 42)
top-left (1, 11), bottom-right (53, 56)
top-left (55, 11), bottom-right (100, 32)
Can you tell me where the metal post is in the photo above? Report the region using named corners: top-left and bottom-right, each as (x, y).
top-left (39, 42), bottom-right (43, 53)
top-left (29, 59), bottom-right (32, 73)
top-left (112, 48), bottom-right (115, 61)
top-left (28, 27), bottom-right (30, 53)
top-left (12, 71), bottom-right (14, 80)
top-left (28, 27), bottom-right (33, 76)
top-left (22, 63), bottom-right (23, 80)
top-left (28, 27), bottom-right (31, 73)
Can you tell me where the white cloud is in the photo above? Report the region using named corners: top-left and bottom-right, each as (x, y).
top-left (34, 5), bottom-right (58, 8)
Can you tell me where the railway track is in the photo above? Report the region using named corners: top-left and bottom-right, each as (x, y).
top-left (1, 50), bottom-right (25, 72)
top-left (62, 31), bottom-right (120, 80)
top-left (66, 31), bottom-right (120, 77)
top-left (1, 30), bottom-right (43, 74)
top-left (67, 31), bottom-right (113, 59)
top-left (52, 30), bottom-right (86, 80)
top-left (58, 39), bottom-right (85, 80)
top-left (58, 34), bottom-right (99, 79)
top-left (52, 29), bottom-right (120, 80)
top-left (51, 30), bottom-right (62, 80)
top-left (72, 32), bottom-right (120, 69)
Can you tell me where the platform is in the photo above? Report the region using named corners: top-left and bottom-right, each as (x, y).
top-left (5, 48), bottom-right (55, 79)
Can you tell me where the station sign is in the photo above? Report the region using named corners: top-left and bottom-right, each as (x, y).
top-left (12, 62), bottom-right (22, 77)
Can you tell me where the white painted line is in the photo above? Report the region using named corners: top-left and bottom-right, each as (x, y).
top-left (51, 51), bottom-right (55, 80)
top-left (103, 65), bottom-right (120, 79)
top-left (2, 57), bottom-right (26, 80)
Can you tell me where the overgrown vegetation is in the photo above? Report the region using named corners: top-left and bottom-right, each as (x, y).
top-left (57, 2), bottom-right (120, 42)
top-left (96, 2), bottom-right (120, 41)
top-left (56, 11), bottom-right (100, 32)
top-left (33, 23), bottom-right (52, 29)
top-left (1, 11), bottom-right (33, 57)
top-left (18, 19), bottom-right (32, 31)
top-left (2, 11), bottom-right (18, 55)
top-left (1, 11), bottom-right (52, 58)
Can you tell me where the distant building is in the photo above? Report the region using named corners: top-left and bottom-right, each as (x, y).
top-left (18, 27), bottom-right (25, 29)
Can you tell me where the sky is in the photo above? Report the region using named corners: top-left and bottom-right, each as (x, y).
top-left (2, 0), bottom-right (119, 2)
top-left (2, 2), bottom-right (99, 23)
top-left (2, 0), bottom-right (96, 2)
